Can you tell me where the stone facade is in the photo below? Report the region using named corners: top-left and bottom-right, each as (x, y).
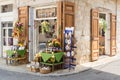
top-left (73, 0), bottom-right (118, 64)
top-left (14, 0), bottom-right (120, 63)
top-left (0, 0), bottom-right (120, 64)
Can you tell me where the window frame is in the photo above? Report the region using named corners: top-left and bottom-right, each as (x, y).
top-left (2, 21), bottom-right (13, 46)
top-left (1, 4), bottom-right (13, 13)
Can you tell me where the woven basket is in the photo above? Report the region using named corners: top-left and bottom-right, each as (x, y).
top-left (40, 68), bottom-right (51, 74)
top-left (30, 67), bottom-right (39, 72)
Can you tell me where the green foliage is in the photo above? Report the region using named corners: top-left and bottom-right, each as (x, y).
top-left (41, 21), bottom-right (50, 34)
top-left (99, 18), bottom-right (107, 32)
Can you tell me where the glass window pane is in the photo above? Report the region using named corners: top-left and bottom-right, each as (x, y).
top-left (1, 4), bottom-right (13, 13)
top-left (8, 29), bottom-right (13, 37)
top-left (8, 38), bottom-right (13, 46)
top-left (3, 29), bottom-right (6, 37)
top-left (2, 23), bottom-right (6, 27)
top-left (8, 22), bottom-right (13, 27)
top-left (3, 38), bottom-right (6, 46)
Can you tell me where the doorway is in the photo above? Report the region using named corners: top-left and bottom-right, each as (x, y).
top-left (91, 9), bottom-right (116, 61)
top-left (99, 13), bottom-right (106, 56)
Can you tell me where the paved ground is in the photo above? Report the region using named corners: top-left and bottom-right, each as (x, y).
top-left (0, 59), bottom-right (120, 80)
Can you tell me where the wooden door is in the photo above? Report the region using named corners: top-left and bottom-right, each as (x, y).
top-left (62, 1), bottom-right (75, 50)
top-left (63, 1), bottom-right (75, 28)
top-left (91, 9), bottom-right (99, 61)
top-left (18, 6), bottom-right (29, 48)
top-left (18, 6), bottom-right (29, 62)
top-left (110, 14), bottom-right (116, 56)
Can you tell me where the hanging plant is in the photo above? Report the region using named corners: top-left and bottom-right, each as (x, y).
top-left (99, 18), bottom-right (107, 32)
top-left (12, 21), bottom-right (24, 38)
top-left (12, 20), bottom-right (25, 46)
top-left (41, 20), bottom-right (50, 34)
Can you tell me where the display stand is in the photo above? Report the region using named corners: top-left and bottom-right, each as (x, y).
top-left (64, 27), bottom-right (76, 70)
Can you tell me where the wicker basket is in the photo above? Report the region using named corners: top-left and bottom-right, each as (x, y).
top-left (40, 68), bottom-right (51, 74)
top-left (30, 67), bottom-right (39, 72)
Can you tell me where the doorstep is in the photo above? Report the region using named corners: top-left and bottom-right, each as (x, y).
top-left (0, 58), bottom-right (90, 76)
top-left (81, 54), bottom-right (120, 68)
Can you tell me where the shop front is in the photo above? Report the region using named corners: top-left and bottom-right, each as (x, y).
top-left (16, 1), bottom-right (77, 73)
top-left (16, 0), bottom-right (120, 65)
top-left (4, 0), bottom-right (120, 74)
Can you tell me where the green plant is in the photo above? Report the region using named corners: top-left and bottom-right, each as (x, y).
top-left (41, 21), bottom-right (50, 34)
top-left (99, 18), bottom-right (107, 32)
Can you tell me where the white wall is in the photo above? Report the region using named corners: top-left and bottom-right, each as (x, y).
top-left (0, 0), bottom-right (18, 57)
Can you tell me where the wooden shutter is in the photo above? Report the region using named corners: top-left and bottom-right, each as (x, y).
top-left (18, 6), bottom-right (29, 48)
top-left (63, 1), bottom-right (75, 28)
top-left (57, 1), bottom-right (62, 44)
top-left (110, 14), bottom-right (116, 56)
top-left (62, 1), bottom-right (75, 50)
top-left (18, 6), bottom-right (29, 62)
top-left (91, 9), bottom-right (99, 61)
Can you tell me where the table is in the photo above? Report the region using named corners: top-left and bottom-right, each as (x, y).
top-left (6, 50), bottom-right (26, 65)
top-left (40, 52), bottom-right (64, 71)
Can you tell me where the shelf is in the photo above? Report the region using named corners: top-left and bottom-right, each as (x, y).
top-left (35, 17), bottom-right (57, 20)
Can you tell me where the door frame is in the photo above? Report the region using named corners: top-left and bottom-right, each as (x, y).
top-left (91, 8), bottom-right (116, 61)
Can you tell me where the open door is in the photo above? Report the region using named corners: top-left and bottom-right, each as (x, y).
top-left (63, 1), bottom-right (75, 28)
top-left (91, 9), bottom-right (99, 61)
top-left (62, 1), bottom-right (75, 50)
top-left (18, 6), bottom-right (29, 62)
top-left (110, 13), bottom-right (116, 56)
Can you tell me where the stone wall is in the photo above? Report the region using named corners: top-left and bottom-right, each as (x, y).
top-left (73, 0), bottom-right (117, 64)
top-left (116, 0), bottom-right (120, 54)
top-left (18, 0), bottom-right (120, 64)
top-left (18, 0), bottom-right (59, 7)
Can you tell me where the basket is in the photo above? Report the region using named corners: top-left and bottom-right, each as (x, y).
top-left (40, 68), bottom-right (51, 74)
top-left (30, 67), bottom-right (39, 72)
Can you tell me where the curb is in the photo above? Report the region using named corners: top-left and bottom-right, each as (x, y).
top-left (0, 64), bottom-right (91, 77)
top-left (1, 54), bottom-right (120, 77)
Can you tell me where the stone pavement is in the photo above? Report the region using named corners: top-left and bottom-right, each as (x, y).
top-left (81, 54), bottom-right (120, 68)
top-left (0, 58), bottom-right (89, 76)
top-left (0, 53), bottom-right (120, 76)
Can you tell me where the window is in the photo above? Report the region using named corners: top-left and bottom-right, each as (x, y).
top-left (99, 13), bottom-right (106, 20)
top-left (1, 4), bottom-right (13, 13)
top-left (2, 22), bottom-right (13, 46)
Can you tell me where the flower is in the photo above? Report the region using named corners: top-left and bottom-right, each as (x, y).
top-left (15, 21), bottom-right (23, 32)
top-left (12, 21), bottom-right (24, 38)
top-left (48, 38), bottom-right (61, 48)
top-left (12, 20), bottom-right (25, 46)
